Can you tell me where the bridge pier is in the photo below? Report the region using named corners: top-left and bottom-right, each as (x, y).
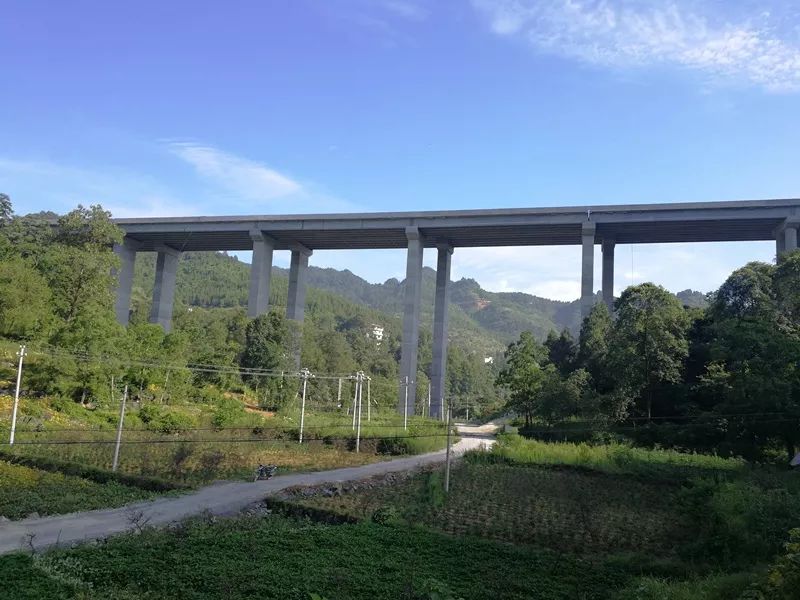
top-left (580, 222), bottom-right (596, 322)
top-left (113, 239), bottom-right (138, 326)
top-left (776, 219), bottom-right (799, 257)
top-left (399, 227), bottom-right (424, 416)
top-left (287, 244), bottom-right (312, 322)
top-left (601, 239), bottom-right (614, 313)
top-left (430, 244), bottom-right (453, 420)
top-left (149, 246), bottom-right (181, 333)
top-left (248, 231), bottom-right (275, 318)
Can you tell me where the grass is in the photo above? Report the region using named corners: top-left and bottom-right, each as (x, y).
top-left (486, 433), bottom-right (747, 480)
top-left (0, 460), bottom-right (157, 520)
top-left (0, 515), bottom-right (635, 600)
top-left (614, 573), bottom-right (755, 600)
top-left (0, 393), bottom-right (450, 484)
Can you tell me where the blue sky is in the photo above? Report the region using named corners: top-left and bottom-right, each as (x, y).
top-left (2, 0), bottom-right (799, 300)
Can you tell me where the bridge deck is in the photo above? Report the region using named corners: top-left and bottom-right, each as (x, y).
top-left (115, 198), bottom-right (800, 252)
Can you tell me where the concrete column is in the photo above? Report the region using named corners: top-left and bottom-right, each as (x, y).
top-left (398, 227), bottom-right (424, 416)
top-left (430, 244), bottom-right (452, 420)
top-left (580, 222), bottom-right (596, 322)
top-left (113, 238), bottom-right (138, 326)
top-left (786, 226), bottom-right (798, 252)
top-left (286, 244), bottom-right (312, 322)
top-left (247, 231), bottom-right (275, 318)
top-left (777, 234), bottom-right (786, 257)
top-left (601, 239), bottom-right (615, 313)
top-left (149, 246), bottom-right (181, 333)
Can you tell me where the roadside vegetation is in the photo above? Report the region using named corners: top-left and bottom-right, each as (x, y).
top-left (0, 460), bottom-right (158, 520)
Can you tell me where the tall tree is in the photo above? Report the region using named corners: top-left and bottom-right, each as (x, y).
top-left (706, 259), bottom-right (800, 460)
top-left (497, 331), bottom-right (549, 426)
top-left (577, 303), bottom-right (613, 391)
top-left (607, 283), bottom-right (690, 421)
top-left (544, 328), bottom-right (577, 376)
top-left (0, 193), bottom-right (11, 222)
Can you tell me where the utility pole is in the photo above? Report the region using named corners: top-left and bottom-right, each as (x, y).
top-left (403, 375), bottom-right (409, 430)
top-left (444, 399), bottom-right (452, 493)
top-left (352, 374), bottom-right (358, 430)
top-left (366, 376), bottom-right (371, 422)
top-left (9, 345), bottom-right (26, 445)
top-left (112, 385), bottom-right (128, 472)
top-left (355, 372), bottom-right (364, 453)
top-left (426, 382), bottom-right (431, 418)
top-left (337, 377), bottom-right (342, 408)
top-left (298, 368), bottom-right (311, 444)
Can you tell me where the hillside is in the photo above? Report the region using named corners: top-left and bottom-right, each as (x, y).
top-left (132, 251), bottom-right (708, 353)
top-left (131, 252), bottom-right (579, 353)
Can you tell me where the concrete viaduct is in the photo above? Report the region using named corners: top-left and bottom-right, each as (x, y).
top-left (113, 198), bottom-right (800, 418)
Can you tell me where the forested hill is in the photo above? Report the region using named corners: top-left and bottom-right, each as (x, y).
top-left (132, 251), bottom-right (707, 351)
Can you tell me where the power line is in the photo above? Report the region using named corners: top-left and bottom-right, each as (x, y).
top-left (5, 432), bottom-right (454, 446)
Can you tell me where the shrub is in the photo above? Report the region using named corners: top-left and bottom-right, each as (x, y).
top-left (210, 398), bottom-right (246, 429)
top-left (371, 505), bottom-right (401, 526)
top-left (679, 478), bottom-right (800, 567)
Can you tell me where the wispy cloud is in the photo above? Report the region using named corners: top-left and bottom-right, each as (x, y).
top-left (0, 157), bottom-right (197, 218)
top-left (471, 0), bottom-right (800, 92)
top-left (379, 0), bottom-right (428, 21)
top-left (167, 141), bottom-right (302, 201)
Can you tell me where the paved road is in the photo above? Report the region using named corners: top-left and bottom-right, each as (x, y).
top-left (0, 429), bottom-right (494, 555)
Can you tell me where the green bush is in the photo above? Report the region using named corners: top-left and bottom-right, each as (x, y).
top-left (371, 505), bottom-right (402, 526)
top-left (740, 528), bottom-right (800, 599)
top-left (210, 398), bottom-right (247, 429)
top-left (679, 478), bottom-right (800, 567)
top-left (138, 404), bottom-right (196, 434)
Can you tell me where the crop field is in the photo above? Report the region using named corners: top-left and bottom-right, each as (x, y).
top-left (279, 461), bottom-right (687, 555)
top-left (0, 514), bottom-right (637, 600)
top-left (0, 460), bottom-right (157, 520)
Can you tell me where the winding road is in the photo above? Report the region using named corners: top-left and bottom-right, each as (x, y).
top-left (0, 425), bottom-right (496, 555)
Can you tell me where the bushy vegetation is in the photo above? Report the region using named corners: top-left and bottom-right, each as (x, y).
top-left (498, 257), bottom-right (800, 463)
top-left (0, 460), bottom-right (157, 520)
top-left (483, 433), bottom-right (745, 480)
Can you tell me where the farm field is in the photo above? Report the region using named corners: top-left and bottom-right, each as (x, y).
top-left (279, 461), bottom-right (688, 555)
top-left (0, 514), bottom-right (637, 600)
top-left (2, 436), bottom-right (797, 598)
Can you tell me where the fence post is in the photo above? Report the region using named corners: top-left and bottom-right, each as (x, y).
top-left (9, 345), bottom-right (26, 445)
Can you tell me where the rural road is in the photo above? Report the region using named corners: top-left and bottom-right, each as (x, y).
top-left (0, 426), bottom-right (496, 555)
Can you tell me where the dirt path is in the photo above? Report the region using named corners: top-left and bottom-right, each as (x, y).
top-left (0, 429), bottom-right (494, 555)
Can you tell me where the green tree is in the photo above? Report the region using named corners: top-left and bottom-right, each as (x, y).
top-left (577, 303), bottom-right (613, 391)
top-left (0, 256), bottom-right (52, 339)
top-left (544, 328), bottom-right (577, 376)
top-left (706, 259), bottom-right (800, 460)
top-left (241, 311), bottom-right (297, 408)
top-left (0, 193), bottom-right (11, 222)
top-left (497, 331), bottom-right (549, 426)
top-left (607, 283), bottom-right (690, 421)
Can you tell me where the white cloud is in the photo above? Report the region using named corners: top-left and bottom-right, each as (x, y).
top-left (471, 0), bottom-right (800, 92)
top-left (0, 157), bottom-right (198, 218)
top-left (380, 0), bottom-right (427, 21)
top-left (167, 142), bottom-right (302, 201)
